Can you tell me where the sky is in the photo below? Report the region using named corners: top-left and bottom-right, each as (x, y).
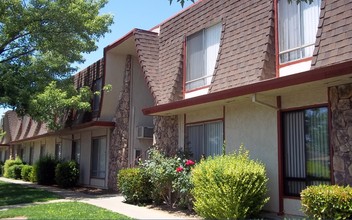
top-left (0, 0), bottom-right (195, 118)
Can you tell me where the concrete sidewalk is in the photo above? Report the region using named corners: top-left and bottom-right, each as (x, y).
top-left (0, 177), bottom-right (199, 219)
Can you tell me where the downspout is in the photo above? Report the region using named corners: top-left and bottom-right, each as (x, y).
top-left (251, 94), bottom-right (279, 110)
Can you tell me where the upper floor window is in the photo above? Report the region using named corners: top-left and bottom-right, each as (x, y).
top-left (186, 23), bottom-right (222, 91)
top-left (278, 0), bottom-right (321, 63)
top-left (92, 78), bottom-right (102, 113)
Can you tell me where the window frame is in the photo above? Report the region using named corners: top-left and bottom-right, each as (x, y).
top-left (92, 78), bottom-right (103, 114)
top-left (281, 105), bottom-right (331, 197)
top-left (185, 23), bottom-right (222, 92)
top-left (90, 136), bottom-right (107, 179)
top-left (277, 0), bottom-right (321, 64)
top-left (185, 119), bottom-right (224, 161)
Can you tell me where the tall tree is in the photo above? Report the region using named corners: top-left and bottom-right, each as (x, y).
top-left (0, 0), bottom-right (113, 115)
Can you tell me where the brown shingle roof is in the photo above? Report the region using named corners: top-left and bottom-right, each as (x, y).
top-left (133, 29), bottom-right (160, 104)
top-left (312, 0), bottom-right (352, 68)
top-left (0, 111), bottom-right (48, 144)
top-left (156, 0), bottom-right (276, 104)
top-left (73, 59), bottom-right (104, 89)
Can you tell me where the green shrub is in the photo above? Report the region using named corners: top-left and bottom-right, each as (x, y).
top-left (7, 164), bottom-right (24, 179)
top-left (30, 164), bottom-right (38, 182)
top-left (117, 168), bottom-right (152, 204)
top-left (34, 155), bottom-right (58, 185)
top-left (55, 160), bottom-right (79, 188)
top-left (301, 185), bottom-right (352, 219)
top-left (141, 149), bottom-right (180, 206)
top-left (21, 165), bottom-right (33, 181)
top-left (191, 146), bottom-right (269, 219)
top-left (3, 157), bottom-right (23, 178)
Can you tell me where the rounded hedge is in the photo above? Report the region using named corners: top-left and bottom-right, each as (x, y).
top-left (34, 155), bottom-right (58, 185)
top-left (191, 148), bottom-right (269, 219)
top-left (117, 167), bottom-right (152, 204)
top-left (3, 158), bottom-right (23, 178)
top-left (21, 165), bottom-right (33, 181)
top-left (55, 160), bottom-right (79, 188)
top-left (301, 185), bottom-right (352, 219)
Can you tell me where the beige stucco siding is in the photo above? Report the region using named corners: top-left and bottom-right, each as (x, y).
top-left (129, 57), bottom-right (154, 164)
top-left (225, 99), bottom-right (279, 213)
top-left (280, 86), bottom-right (327, 109)
top-left (100, 53), bottom-right (125, 121)
top-left (186, 106), bottom-right (223, 124)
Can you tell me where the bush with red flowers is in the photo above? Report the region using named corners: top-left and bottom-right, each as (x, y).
top-left (140, 148), bottom-right (195, 208)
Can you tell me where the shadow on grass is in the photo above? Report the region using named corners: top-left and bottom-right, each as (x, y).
top-left (0, 181), bottom-right (61, 206)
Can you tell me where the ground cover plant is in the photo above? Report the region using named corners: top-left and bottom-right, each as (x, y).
top-left (0, 202), bottom-right (132, 219)
top-left (0, 181), bottom-right (60, 206)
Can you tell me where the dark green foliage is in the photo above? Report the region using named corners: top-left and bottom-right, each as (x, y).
top-left (55, 160), bottom-right (79, 188)
top-left (3, 158), bottom-right (23, 178)
top-left (34, 155), bottom-right (58, 185)
top-left (191, 146), bottom-right (269, 219)
top-left (29, 164), bottom-right (37, 182)
top-left (301, 185), bottom-right (352, 219)
top-left (7, 164), bottom-right (24, 179)
top-left (0, 162), bottom-right (4, 176)
top-left (21, 165), bottom-right (33, 181)
top-left (117, 168), bottom-right (152, 204)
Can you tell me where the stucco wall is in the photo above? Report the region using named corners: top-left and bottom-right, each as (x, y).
top-left (100, 53), bottom-right (125, 121)
top-left (129, 58), bottom-right (154, 164)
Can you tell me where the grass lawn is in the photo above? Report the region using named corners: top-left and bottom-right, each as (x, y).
top-left (0, 201), bottom-right (133, 219)
top-left (0, 180), bottom-right (61, 206)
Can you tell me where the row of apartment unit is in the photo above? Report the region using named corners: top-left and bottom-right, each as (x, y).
top-left (1, 0), bottom-right (352, 216)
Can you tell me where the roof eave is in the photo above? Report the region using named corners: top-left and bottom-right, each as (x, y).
top-left (143, 60), bottom-right (352, 116)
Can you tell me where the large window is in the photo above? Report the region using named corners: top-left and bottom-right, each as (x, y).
top-left (91, 137), bottom-right (106, 179)
top-left (282, 107), bottom-right (330, 197)
top-left (278, 0), bottom-right (321, 63)
top-left (40, 144), bottom-right (46, 158)
top-left (71, 140), bottom-right (81, 164)
top-left (92, 78), bottom-right (102, 113)
top-left (186, 23), bottom-right (222, 91)
top-left (29, 145), bottom-right (34, 165)
top-left (55, 143), bottom-right (62, 160)
top-left (186, 121), bottom-right (223, 161)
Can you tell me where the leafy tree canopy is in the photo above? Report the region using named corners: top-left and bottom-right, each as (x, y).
top-left (0, 0), bottom-right (113, 115)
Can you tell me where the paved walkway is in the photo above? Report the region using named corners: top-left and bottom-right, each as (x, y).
top-left (0, 177), bottom-right (199, 219)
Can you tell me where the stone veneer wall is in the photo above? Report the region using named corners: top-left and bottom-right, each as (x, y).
top-left (108, 55), bottom-right (131, 190)
top-left (330, 83), bottom-right (352, 186)
top-left (154, 115), bottom-right (179, 157)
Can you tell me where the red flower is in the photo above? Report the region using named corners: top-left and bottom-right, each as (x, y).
top-left (185, 160), bottom-right (195, 166)
top-left (176, 166), bottom-right (184, 172)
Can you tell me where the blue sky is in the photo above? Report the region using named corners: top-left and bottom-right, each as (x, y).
top-left (0, 0), bottom-right (194, 117)
top-left (76, 0), bottom-right (194, 71)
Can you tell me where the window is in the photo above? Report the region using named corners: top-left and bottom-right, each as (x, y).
top-left (55, 143), bottom-right (62, 160)
top-left (186, 121), bottom-right (223, 161)
top-left (29, 146), bottom-right (34, 165)
top-left (71, 140), bottom-right (81, 164)
top-left (40, 144), bottom-right (46, 158)
top-left (282, 107), bottom-right (330, 197)
top-left (92, 78), bottom-right (102, 112)
top-left (186, 23), bottom-right (222, 91)
top-left (278, 0), bottom-right (321, 63)
top-left (91, 137), bottom-right (106, 179)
